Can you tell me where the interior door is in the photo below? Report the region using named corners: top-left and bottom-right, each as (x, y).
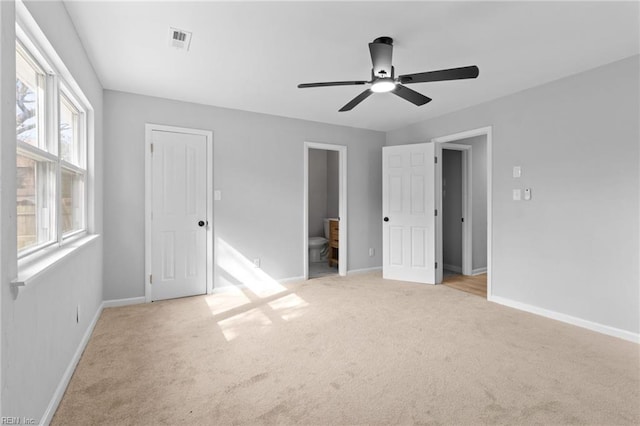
top-left (150, 130), bottom-right (207, 301)
top-left (382, 143), bottom-right (436, 284)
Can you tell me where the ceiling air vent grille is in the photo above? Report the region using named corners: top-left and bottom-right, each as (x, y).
top-left (168, 27), bottom-right (192, 51)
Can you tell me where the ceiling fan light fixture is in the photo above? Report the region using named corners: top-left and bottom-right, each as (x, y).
top-left (371, 79), bottom-right (396, 93)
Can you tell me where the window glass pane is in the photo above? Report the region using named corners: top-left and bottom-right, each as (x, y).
top-left (61, 168), bottom-right (84, 235)
top-left (60, 94), bottom-right (80, 165)
top-left (17, 154), bottom-right (54, 252)
top-left (16, 48), bottom-right (43, 149)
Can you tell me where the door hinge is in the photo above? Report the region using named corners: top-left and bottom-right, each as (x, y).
top-left (150, 143), bottom-right (154, 154)
top-left (435, 209), bottom-right (438, 216)
top-left (435, 262), bottom-right (438, 269)
top-left (461, 217), bottom-right (464, 222)
top-left (149, 274), bottom-right (153, 284)
top-left (435, 156), bottom-right (438, 164)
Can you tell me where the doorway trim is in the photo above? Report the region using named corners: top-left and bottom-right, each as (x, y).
top-left (144, 123), bottom-right (214, 303)
top-left (303, 142), bottom-right (347, 279)
top-left (432, 126), bottom-right (492, 299)
top-left (440, 143), bottom-right (473, 276)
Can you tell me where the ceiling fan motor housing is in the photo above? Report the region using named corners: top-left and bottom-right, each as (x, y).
top-left (371, 66), bottom-right (394, 81)
top-left (373, 36), bottom-right (393, 45)
top-left (370, 36), bottom-right (394, 78)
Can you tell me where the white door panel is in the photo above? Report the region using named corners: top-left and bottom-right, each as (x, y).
top-left (382, 143), bottom-right (436, 284)
top-left (151, 130), bottom-right (207, 301)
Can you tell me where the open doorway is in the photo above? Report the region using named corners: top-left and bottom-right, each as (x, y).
top-left (442, 147), bottom-right (468, 278)
top-left (303, 142), bottom-right (347, 279)
top-left (434, 128), bottom-right (491, 298)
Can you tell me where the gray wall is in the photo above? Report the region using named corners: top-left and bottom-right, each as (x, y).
top-left (456, 135), bottom-right (488, 271)
top-left (0, 1), bottom-right (14, 416)
top-left (308, 149), bottom-right (328, 237)
top-left (387, 55), bottom-right (640, 335)
top-left (104, 90), bottom-right (384, 299)
top-left (1, 0), bottom-right (104, 419)
top-left (443, 150), bottom-right (462, 269)
top-left (327, 150), bottom-right (339, 219)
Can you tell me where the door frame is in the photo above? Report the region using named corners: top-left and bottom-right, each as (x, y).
top-left (432, 126), bottom-right (492, 298)
top-left (440, 143), bottom-right (473, 276)
top-left (303, 141), bottom-right (347, 279)
top-left (144, 123), bottom-right (214, 303)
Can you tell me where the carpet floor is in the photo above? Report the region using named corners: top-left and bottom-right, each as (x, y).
top-left (52, 272), bottom-right (639, 425)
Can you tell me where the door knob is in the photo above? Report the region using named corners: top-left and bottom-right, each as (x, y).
top-left (383, 217), bottom-right (389, 222)
top-left (198, 220), bottom-right (206, 227)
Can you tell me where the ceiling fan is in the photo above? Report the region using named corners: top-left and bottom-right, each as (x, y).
top-left (297, 36), bottom-right (479, 112)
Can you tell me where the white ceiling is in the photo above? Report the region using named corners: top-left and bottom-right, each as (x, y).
top-left (63, 1), bottom-right (639, 132)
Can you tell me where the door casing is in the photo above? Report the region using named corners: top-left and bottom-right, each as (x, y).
top-left (303, 141), bottom-right (347, 279)
top-left (144, 124), bottom-right (214, 302)
top-left (432, 126), bottom-right (492, 298)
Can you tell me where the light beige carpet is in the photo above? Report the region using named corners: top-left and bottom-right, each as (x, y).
top-left (53, 272), bottom-right (639, 425)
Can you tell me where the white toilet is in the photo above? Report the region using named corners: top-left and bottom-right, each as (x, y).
top-left (308, 219), bottom-right (331, 262)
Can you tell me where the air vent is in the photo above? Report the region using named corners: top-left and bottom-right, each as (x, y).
top-left (168, 27), bottom-right (192, 51)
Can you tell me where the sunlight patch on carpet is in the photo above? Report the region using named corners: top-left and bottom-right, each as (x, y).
top-left (205, 286), bottom-right (252, 315)
top-left (268, 293), bottom-right (309, 321)
top-left (218, 307), bottom-right (272, 341)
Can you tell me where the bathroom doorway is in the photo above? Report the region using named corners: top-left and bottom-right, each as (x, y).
top-left (303, 142), bottom-right (347, 279)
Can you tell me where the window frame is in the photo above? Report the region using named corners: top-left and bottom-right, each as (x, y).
top-left (16, 27), bottom-right (89, 259)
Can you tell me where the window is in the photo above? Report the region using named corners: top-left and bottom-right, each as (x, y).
top-left (16, 38), bottom-right (88, 256)
top-left (59, 91), bottom-right (86, 235)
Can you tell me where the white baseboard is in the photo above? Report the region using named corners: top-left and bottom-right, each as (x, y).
top-left (347, 266), bottom-right (382, 275)
top-left (40, 301), bottom-right (105, 425)
top-left (471, 267), bottom-right (487, 275)
top-left (489, 295), bottom-right (639, 344)
top-left (102, 296), bottom-right (146, 308)
top-left (443, 264), bottom-right (462, 273)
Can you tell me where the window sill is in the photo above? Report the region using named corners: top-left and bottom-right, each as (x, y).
top-left (11, 234), bottom-right (101, 288)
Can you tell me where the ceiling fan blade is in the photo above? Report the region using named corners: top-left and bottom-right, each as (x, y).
top-left (392, 85), bottom-right (432, 106)
top-left (339, 89), bottom-right (373, 112)
top-left (399, 65), bottom-right (479, 84)
top-left (298, 81), bottom-right (368, 88)
top-left (369, 37), bottom-right (393, 77)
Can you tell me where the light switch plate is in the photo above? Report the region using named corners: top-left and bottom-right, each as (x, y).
top-left (513, 189), bottom-right (521, 201)
top-left (513, 166), bottom-right (522, 178)
top-left (214, 190), bottom-right (221, 201)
